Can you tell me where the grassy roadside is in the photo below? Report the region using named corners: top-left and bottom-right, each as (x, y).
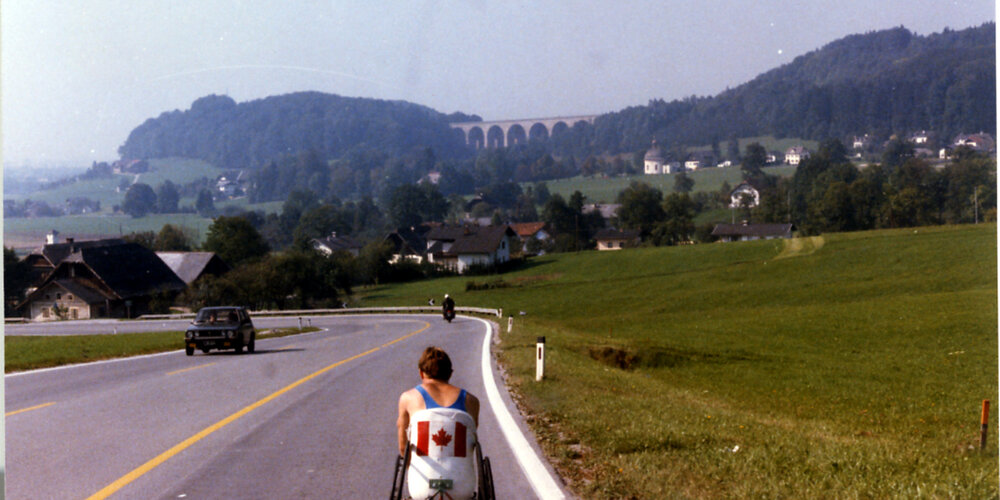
top-left (357, 224), bottom-right (998, 498)
top-left (4, 327), bottom-right (319, 373)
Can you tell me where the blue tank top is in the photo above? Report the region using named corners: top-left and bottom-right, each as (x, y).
top-left (415, 385), bottom-right (467, 412)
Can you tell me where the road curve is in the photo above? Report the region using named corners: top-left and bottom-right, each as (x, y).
top-left (5, 315), bottom-right (567, 499)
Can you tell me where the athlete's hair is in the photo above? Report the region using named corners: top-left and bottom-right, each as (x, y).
top-left (419, 346), bottom-right (453, 381)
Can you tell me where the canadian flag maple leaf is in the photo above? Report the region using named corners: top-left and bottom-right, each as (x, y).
top-left (431, 428), bottom-right (453, 448)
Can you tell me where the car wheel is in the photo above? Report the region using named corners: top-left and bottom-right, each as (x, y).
top-left (247, 334), bottom-right (256, 353)
top-left (185, 345), bottom-right (194, 356)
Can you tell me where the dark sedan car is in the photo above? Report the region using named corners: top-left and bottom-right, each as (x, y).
top-left (185, 306), bottom-right (256, 355)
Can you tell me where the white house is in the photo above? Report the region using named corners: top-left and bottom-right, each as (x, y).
top-left (785, 146), bottom-right (811, 165)
top-left (643, 141), bottom-right (681, 174)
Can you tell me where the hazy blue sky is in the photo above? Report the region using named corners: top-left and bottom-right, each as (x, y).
top-left (2, 1), bottom-right (994, 165)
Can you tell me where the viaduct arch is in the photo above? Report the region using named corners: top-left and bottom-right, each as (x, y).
top-left (450, 115), bottom-right (598, 149)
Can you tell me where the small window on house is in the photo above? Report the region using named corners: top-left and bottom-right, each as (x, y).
top-left (45, 294), bottom-right (51, 300)
top-left (56, 293), bottom-right (62, 300)
top-left (67, 294), bottom-right (74, 301)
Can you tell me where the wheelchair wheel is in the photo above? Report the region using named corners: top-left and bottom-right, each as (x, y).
top-left (481, 457), bottom-right (496, 500)
top-left (473, 442), bottom-right (495, 500)
top-left (390, 443), bottom-right (411, 500)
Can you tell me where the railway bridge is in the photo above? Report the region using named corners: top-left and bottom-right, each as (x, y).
top-left (450, 115), bottom-right (598, 149)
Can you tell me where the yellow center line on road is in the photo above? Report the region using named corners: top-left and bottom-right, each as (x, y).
top-left (166, 363), bottom-right (216, 376)
top-left (86, 320), bottom-right (430, 500)
top-left (6, 402), bottom-right (56, 417)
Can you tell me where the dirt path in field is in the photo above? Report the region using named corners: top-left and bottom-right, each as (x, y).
top-left (774, 235), bottom-right (825, 259)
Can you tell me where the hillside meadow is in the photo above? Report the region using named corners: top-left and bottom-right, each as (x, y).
top-left (543, 164), bottom-right (797, 204)
top-left (357, 224), bottom-right (998, 498)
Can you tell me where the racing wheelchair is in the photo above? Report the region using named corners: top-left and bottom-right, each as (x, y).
top-left (391, 407), bottom-right (495, 500)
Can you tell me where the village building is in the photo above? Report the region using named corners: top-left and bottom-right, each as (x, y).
top-left (684, 151), bottom-right (716, 171)
top-left (594, 228), bottom-right (641, 250)
top-left (643, 141), bottom-right (682, 174)
top-left (509, 222), bottom-right (551, 255)
top-left (22, 234), bottom-right (128, 290)
top-left (711, 222), bottom-right (794, 242)
top-left (908, 130), bottom-right (934, 145)
top-left (311, 232), bottom-right (364, 257)
top-left (785, 146), bottom-right (811, 165)
top-left (18, 242), bottom-right (186, 320)
top-left (424, 225), bottom-right (520, 274)
top-left (953, 132), bottom-right (995, 152)
top-left (385, 225), bottom-right (433, 264)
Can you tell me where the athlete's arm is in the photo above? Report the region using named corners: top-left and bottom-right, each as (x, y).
top-left (465, 392), bottom-right (480, 427)
top-left (397, 391), bottom-right (413, 456)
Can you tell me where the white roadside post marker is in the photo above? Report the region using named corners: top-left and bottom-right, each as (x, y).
top-left (507, 316), bottom-right (513, 333)
top-left (536, 336), bottom-right (545, 381)
top-left (298, 317), bottom-right (302, 329)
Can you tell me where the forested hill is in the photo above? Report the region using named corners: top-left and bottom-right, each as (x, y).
top-left (590, 23), bottom-right (996, 154)
top-left (117, 92), bottom-right (478, 168)
top-left (118, 24), bottom-right (994, 169)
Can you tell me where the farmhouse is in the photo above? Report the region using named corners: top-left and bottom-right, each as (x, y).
top-left (311, 232), bottom-right (364, 257)
top-left (711, 222), bottom-right (794, 242)
top-left (425, 225), bottom-right (519, 274)
top-left (509, 222), bottom-right (551, 255)
top-left (19, 242), bottom-right (186, 320)
top-left (785, 146), bottom-right (811, 165)
top-left (594, 228), bottom-right (641, 250)
top-left (684, 151), bottom-right (715, 171)
top-left (385, 226), bottom-right (432, 264)
top-left (23, 236), bottom-right (127, 288)
top-left (953, 132), bottom-right (995, 152)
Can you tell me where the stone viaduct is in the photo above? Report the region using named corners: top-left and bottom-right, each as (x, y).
top-left (450, 115), bottom-right (598, 149)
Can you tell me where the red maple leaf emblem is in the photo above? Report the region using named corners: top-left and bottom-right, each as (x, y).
top-left (431, 428), bottom-right (452, 448)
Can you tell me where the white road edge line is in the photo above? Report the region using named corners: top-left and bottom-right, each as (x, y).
top-left (474, 316), bottom-right (566, 500)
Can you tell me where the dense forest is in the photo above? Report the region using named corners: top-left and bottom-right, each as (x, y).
top-left (587, 23), bottom-right (996, 154)
top-left (118, 92), bottom-right (479, 169)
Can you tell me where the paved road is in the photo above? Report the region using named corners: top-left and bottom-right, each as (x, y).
top-left (6, 315), bottom-right (561, 499)
top-left (4, 316), bottom-right (333, 336)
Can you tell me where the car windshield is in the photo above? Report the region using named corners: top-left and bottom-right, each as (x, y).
top-left (195, 308), bottom-right (239, 324)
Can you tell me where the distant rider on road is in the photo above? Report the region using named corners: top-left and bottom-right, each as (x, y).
top-left (442, 294), bottom-right (455, 322)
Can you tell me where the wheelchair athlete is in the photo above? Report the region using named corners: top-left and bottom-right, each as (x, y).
top-left (397, 347), bottom-right (481, 499)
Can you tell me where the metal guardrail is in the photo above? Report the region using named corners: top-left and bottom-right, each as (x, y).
top-left (138, 306), bottom-right (501, 321)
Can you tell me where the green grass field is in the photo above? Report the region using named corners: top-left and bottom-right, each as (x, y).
top-left (541, 164), bottom-right (797, 204)
top-left (4, 155), bottom-right (285, 250)
top-left (356, 224), bottom-right (998, 498)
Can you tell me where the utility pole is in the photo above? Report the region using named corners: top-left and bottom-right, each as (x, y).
top-left (974, 186), bottom-right (979, 224)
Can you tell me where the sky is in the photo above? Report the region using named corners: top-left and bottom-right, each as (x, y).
top-left (1, 1), bottom-right (995, 166)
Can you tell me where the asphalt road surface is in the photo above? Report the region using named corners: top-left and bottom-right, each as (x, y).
top-left (6, 315), bottom-right (563, 499)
